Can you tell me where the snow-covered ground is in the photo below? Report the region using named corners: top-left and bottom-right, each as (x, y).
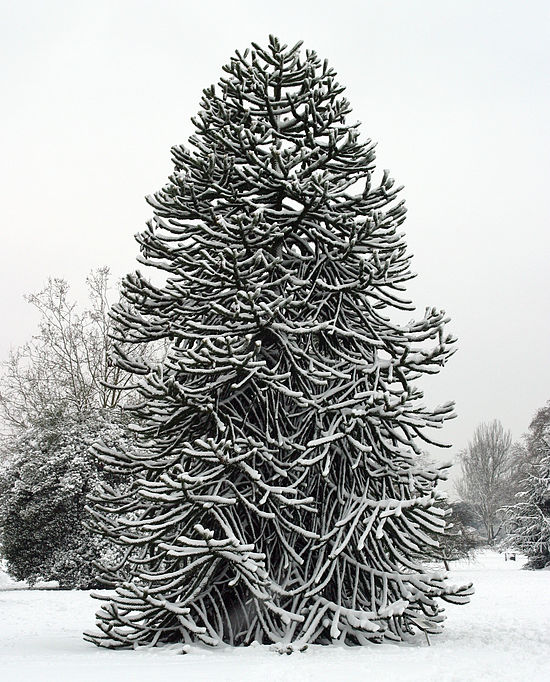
top-left (1, 551), bottom-right (549, 681)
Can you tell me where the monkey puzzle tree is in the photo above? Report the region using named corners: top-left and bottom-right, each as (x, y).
top-left (86, 36), bottom-right (472, 650)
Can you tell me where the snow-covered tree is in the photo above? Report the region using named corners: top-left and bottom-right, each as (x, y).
top-left (0, 270), bottom-right (134, 588)
top-left (503, 403), bottom-right (550, 568)
top-left (456, 420), bottom-right (515, 543)
top-left (0, 411), bottom-right (127, 588)
top-left (86, 37), bottom-right (472, 650)
top-left (0, 268), bottom-right (128, 433)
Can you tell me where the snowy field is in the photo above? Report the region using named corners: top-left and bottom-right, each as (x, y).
top-left (1, 551), bottom-right (549, 682)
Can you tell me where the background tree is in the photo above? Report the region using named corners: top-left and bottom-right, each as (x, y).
top-left (0, 413), bottom-right (127, 588)
top-left (502, 402), bottom-right (550, 568)
top-left (0, 269), bottom-right (132, 587)
top-left (0, 267), bottom-right (127, 433)
top-left (413, 454), bottom-right (481, 566)
top-left (86, 36), bottom-right (472, 650)
top-left (438, 501), bottom-right (483, 564)
top-left (456, 420), bottom-right (514, 543)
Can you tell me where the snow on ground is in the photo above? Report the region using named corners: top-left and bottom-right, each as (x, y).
top-left (1, 551), bottom-right (549, 682)
top-left (0, 560), bottom-right (59, 591)
top-left (0, 567), bottom-right (27, 591)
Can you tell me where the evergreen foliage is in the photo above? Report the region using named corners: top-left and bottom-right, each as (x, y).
top-left (0, 411), bottom-right (125, 588)
top-left (503, 403), bottom-right (550, 568)
top-left (86, 37), bottom-right (472, 649)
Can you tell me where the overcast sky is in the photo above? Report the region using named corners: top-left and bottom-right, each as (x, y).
top-left (1, 0), bottom-right (549, 484)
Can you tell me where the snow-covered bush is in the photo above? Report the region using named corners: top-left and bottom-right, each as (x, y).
top-left (86, 36), bottom-right (472, 650)
top-left (0, 411), bottom-right (127, 588)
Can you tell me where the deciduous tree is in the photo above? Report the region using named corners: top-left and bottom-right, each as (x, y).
top-left (456, 420), bottom-right (514, 543)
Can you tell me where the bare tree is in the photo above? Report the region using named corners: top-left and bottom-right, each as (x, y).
top-left (456, 420), bottom-right (514, 542)
top-left (0, 268), bottom-right (131, 432)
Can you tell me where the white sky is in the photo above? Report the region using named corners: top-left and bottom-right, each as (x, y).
top-left (1, 0), bottom-right (549, 484)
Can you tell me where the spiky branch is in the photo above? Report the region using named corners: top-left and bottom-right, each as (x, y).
top-left (85, 36), bottom-right (472, 650)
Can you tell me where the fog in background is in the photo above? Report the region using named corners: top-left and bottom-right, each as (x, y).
top-left (1, 0), bottom-right (549, 486)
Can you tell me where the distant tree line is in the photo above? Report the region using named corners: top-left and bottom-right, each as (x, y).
top-left (454, 412), bottom-right (550, 568)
